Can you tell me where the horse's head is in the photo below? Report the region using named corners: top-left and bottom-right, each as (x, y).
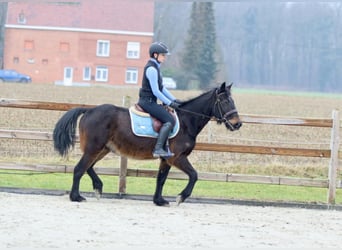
top-left (213, 82), bottom-right (242, 131)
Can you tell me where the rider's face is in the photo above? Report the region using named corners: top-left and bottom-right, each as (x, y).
top-left (156, 53), bottom-right (166, 63)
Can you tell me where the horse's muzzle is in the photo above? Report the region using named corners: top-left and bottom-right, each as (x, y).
top-left (225, 116), bottom-right (242, 131)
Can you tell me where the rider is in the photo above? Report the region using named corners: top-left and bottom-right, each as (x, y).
top-left (138, 42), bottom-right (181, 158)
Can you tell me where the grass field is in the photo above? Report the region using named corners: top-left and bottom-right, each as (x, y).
top-left (0, 82), bottom-right (341, 203)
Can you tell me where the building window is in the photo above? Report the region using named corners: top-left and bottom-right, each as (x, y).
top-left (60, 42), bottom-right (70, 52)
top-left (126, 42), bottom-right (140, 59)
top-left (83, 67), bottom-right (91, 81)
top-left (95, 66), bottom-right (108, 82)
top-left (24, 40), bottom-right (34, 50)
top-left (125, 68), bottom-right (138, 84)
top-left (17, 11), bottom-right (26, 24)
top-left (96, 40), bottom-right (110, 57)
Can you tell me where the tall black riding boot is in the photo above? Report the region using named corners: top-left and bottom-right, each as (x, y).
top-left (152, 122), bottom-right (174, 158)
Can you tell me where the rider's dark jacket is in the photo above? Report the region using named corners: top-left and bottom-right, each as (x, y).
top-left (139, 59), bottom-right (163, 103)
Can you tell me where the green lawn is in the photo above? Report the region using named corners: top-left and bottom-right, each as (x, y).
top-left (1, 170), bottom-right (341, 204)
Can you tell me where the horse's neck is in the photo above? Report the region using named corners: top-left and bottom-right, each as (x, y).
top-left (181, 91), bottom-right (215, 137)
top-left (189, 91), bottom-right (215, 114)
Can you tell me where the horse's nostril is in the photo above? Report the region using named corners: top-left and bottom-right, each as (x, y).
top-left (235, 122), bottom-right (242, 130)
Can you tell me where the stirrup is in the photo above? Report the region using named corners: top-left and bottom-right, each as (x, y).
top-left (152, 148), bottom-right (174, 159)
top-left (163, 146), bottom-right (175, 159)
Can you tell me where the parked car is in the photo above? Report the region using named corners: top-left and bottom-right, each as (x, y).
top-left (0, 69), bottom-right (32, 83)
top-left (162, 77), bottom-right (177, 89)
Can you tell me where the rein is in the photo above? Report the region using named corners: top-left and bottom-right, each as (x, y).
top-left (176, 90), bottom-right (237, 123)
top-left (176, 106), bottom-right (212, 120)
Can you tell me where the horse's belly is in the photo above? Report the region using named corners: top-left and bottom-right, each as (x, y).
top-left (105, 141), bottom-right (154, 160)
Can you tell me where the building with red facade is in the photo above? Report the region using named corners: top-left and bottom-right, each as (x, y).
top-left (3, 1), bottom-right (154, 86)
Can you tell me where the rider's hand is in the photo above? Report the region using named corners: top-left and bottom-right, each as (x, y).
top-left (174, 99), bottom-right (183, 105)
top-left (169, 101), bottom-right (180, 109)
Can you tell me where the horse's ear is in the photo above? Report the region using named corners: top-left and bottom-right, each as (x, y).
top-left (219, 82), bottom-right (226, 92)
top-left (227, 82), bottom-right (233, 90)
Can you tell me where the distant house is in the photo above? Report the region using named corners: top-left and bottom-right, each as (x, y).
top-left (3, 1), bottom-right (154, 86)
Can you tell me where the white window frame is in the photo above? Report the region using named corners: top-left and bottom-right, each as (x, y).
top-left (125, 68), bottom-right (138, 84)
top-left (83, 66), bottom-right (91, 81)
top-left (95, 66), bottom-right (108, 82)
top-left (96, 40), bottom-right (110, 57)
top-left (126, 42), bottom-right (140, 59)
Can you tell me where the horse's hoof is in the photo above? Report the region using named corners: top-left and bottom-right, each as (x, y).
top-left (70, 194), bottom-right (86, 202)
top-left (94, 189), bottom-right (101, 200)
top-left (153, 198), bottom-right (170, 207)
top-left (176, 195), bottom-right (184, 206)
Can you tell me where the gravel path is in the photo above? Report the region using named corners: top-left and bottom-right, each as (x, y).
top-left (0, 192), bottom-right (342, 249)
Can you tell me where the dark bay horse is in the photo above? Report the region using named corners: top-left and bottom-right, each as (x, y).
top-left (53, 82), bottom-right (242, 206)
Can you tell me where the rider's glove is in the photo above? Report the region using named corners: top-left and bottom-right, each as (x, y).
top-left (174, 99), bottom-right (183, 105)
top-left (169, 101), bottom-right (180, 109)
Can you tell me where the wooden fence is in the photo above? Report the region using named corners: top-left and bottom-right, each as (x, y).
top-left (0, 98), bottom-right (340, 204)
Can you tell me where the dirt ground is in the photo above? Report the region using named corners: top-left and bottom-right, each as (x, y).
top-left (0, 192), bottom-right (342, 249)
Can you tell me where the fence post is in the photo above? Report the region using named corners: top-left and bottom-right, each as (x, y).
top-left (207, 121), bottom-right (213, 169)
top-left (118, 96), bottom-right (130, 195)
top-left (327, 109), bottom-right (340, 204)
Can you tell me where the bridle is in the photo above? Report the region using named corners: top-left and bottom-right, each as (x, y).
top-left (213, 91), bottom-right (238, 130)
top-left (175, 89), bottom-right (238, 128)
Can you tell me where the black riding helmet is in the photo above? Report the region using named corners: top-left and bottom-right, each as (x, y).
top-left (149, 42), bottom-right (169, 57)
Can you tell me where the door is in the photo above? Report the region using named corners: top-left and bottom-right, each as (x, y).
top-left (64, 67), bottom-right (73, 86)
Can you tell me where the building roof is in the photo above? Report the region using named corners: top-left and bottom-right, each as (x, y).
top-left (6, 1), bottom-right (154, 33)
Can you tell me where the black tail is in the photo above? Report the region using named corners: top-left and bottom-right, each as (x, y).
top-left (53, 107), bottom-right (89, 157)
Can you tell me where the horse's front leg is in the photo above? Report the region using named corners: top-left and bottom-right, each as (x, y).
top-left (87, 166), bottom-right (103, 199)
top-left (153, 159), bottom-right (171, 206)
top-left (174, 156), bottom-right (198, 205)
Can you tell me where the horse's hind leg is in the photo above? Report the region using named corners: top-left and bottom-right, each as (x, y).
top-left (153, 159), bottom-right (171, 206)
top-left (173, 156), bottom-right (198, 205)
top-left (70, 155), bottom-right (92, 202)
top-left (87, 166), bottom-right (103, 199)
top-left (70, 149), bottom-right (109, 202)
top-left (87, 148), bottom-right (110, 199)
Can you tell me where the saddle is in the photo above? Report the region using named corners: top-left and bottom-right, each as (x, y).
top-left (135, 104), bottom-right (176, 132)
top-left (129, 104), bottom-right (179, 138)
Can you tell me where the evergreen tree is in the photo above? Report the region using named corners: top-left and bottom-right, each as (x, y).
top-left (181, 2), bottom-right (217, 89)
top-left (181, 2), bottom-right (201, 87)
top-left (196, 2), bottom-right (217, 89)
